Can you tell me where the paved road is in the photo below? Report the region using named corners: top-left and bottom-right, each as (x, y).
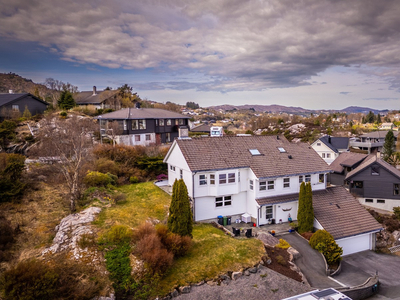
top-left (282, 233), bottom-right (342, 289)
top-left (335, 251), bottom-right (400, 299)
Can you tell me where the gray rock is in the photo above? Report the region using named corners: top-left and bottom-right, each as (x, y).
top-left (287, 247), bottom-right (300, 259)
top-left (231, 271), bottom-right (242, 280)
top-left (219, 274), bottom-right (230, 281)
top-left (179, 286), bottom-right (191, 294)
top-left (170, 289), bottom-right (179, 297)
top-left (207, 280), bottom-right (216, 286)
top-left (248, 267), bottom-right (258, 273)
top-left (244, 270), bottom-right (250, 276)
top-left (196, 280), bottom-right (205, 286)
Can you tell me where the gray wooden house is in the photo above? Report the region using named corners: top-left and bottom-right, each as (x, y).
top-left (0, 93), bottom-right (49, 120)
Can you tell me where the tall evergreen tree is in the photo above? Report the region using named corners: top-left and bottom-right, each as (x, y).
top-left (304, 182), bottom-right (314, 232)
top-left (297, 182), bottom-right (306, 233)
top-left (167, 179), bottom-right (193, 238)
top-left (58, 90), bottom-right (76, 110)
top-left (382, 130), bottom-right (395, 162)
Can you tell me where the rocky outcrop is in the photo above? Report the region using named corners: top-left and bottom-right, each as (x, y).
top-left (42, 207), bottom-right (102, 260)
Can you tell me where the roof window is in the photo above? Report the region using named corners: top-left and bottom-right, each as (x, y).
top-left (278, 147), bottom-right (286, 153)
top-left (249, 149), bottom-right (261, 156)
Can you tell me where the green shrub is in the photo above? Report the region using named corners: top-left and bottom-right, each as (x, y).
top-left (130, 176), bottom-right (139, 184)
top-left (0, 214), bottom-right (15, 262)
top-left (98, 225), bottom-right (133, 247)
top-left (276, 255), bottom-right (287, 266)
top-left (394, 206), bottom-right (400, 220)
top-left (309, 230), bottom-right (342, 265)
top-left (94, 158), bottom-right (119, 175)
top-left (1, 259), bottom-right (59, 300)
top-left (77, 233), bottom-right (96, 249)
top-left (0, 153), bottom-right (26, 203)
top-left (276, 239), bottom-right (290, 249)
top-left (59, 111), bottom-right (67, 118)
top-left (83, 171), bottom-right (117, 187)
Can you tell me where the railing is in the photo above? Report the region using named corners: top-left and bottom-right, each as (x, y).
top-left (388, 245), bottom-right (400, 253)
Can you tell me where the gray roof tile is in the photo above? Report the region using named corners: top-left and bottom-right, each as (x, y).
top-left (97, 108), bottom-right (190, 120)
top-left (329, 152), bottom-right (368, 173)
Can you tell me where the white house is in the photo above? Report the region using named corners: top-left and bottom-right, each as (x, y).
top-left (311, 135), bottom-right (349, 165)
top-left (164, 135), bottom-right (381, 255)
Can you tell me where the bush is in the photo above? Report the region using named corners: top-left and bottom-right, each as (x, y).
top-left (309, 230), bottom-right (342, 265)
top-left (301, 232), bottom-right (313, 240)
top-left (0, 214), bottom-right (15, 262)
top-left (83, 171), bottom-right (117, 187)
top-left (155, 224), bottom-right (192, 257)
top-left (276, 255), bottom-right (287, 266)
top-left (59, 111), bottom-right (67, 118)
top-left (394, 206), bottom-right (400, 220)
top-left (276, 239), bottom-right (290, 249)
top-left (94, 158), bottom-right (119, 175)
top-left (98, 225), bottom-right (133, 247)
top-left (0, 153), bottom-right (26, 203)
top-left (383, 218), bottom-right (400, 233)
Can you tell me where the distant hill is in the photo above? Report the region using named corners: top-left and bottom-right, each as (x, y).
top-left (208, 104), bottom-right (387, 115)
top-left (0, 73), bottom-right (57, 103)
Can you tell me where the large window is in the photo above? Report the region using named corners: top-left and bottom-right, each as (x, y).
top-left (210, 174), bottom-right (215, 185)
top-left (299, 175), bottom-right (303, 183)
top-left (394, 184), bottom-right (400, 195)
top-left (268, 180), bottom-right (275, 190)
top-left (159, 119), bottom-right (164, 126)
top-left (228, 173), bottom-right (235, 183)
top-left (319, 174), bottom-right (325, 183)
top-left (199, 174), bottom-right (207, 185)
top-left (260, 181), bottom-right (266, 191)
top-left (132, 119), bottom-right (146, 130)
top-left (219, 174), bottom-right (226, 184)
top-left (215, 196), bottom-right (232, 207)
top-left (11, 105), bottom-right (19, 111)
top-left (249, 180), bottom-right (253, 190)
top-left (179, 119), bottom-right (184, 125)
top-left (265, 206), bottom-right (273, 219)
top-left (146, 134), bottom-right (151, 141)
top-left (283, 178), bottom-right (290, 188)
top-left (166, 119), bottom-right (172, 126)
top-left (305, 175), bottom-right (311, 182)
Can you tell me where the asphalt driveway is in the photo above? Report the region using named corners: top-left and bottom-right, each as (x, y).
top-left (334, 251), bottom-right (400, 299)
top-left (282, 233), bottom-right (342, 289)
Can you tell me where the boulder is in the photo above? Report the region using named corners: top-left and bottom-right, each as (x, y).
top-left (248, 267), bottom-right (258, 273)
top-left (179, 286), bottom-right (191, 294)
top-left (231, 271), bottom-right (242, 280)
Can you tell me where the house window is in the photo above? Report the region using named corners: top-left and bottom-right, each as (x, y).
top-left (319, 174), bottom-right (325, 183)
top-left (179, 119), bottom-right (184, 125)
top-left (132, 119), bottom-right (146, 130)
top-left (199, 174), bottom-right (207, 185)
top-left (268, 180), bottom-right (275, 190)
top-left (394, 184), bottom-right (400, 195)
top-left (322, 153), bottom-right (326, 158)
top-left (210, 174), bottom-right (215, 185)
top-left (219, 174), bottom-right (227, 184)
top-left (260, 181), bottom-right (266, 191)
top-left (170, 165), bottom-right (175, 172)
top-left (228, 173), bottom-right (235, 183)
top-left (326, 153), bottom-right (331, 158)
top-left (305, 175), bottom-right (311, 182)
top-left (265, 206), bottom-right (273, 219)
top-left (377, 199), bottom-right (385, 204)
top-left (371, 165), bottom-right (380, 176)
top-left (283, 178), bottom-right (290, 188)
top-left (146, 134), bottom-right (151, 141)
top-left (166, 119), bottom-right (172, 126)
top-left (135, 135), bottom-right (141, 142)
top-left (299, 175), bottom-right (303, 183)
top-left (166, 133), bottom-right (171, 142)
top-left (11, 105), bottom-right (19, 111)
top-left (180, 169), bottom-right (183, 179)
top-left (159, 119), bottom-right (164, 126)
top-left (317, 142), bottom-right (321, 146)
top-left (353, 181), bottom-right (363, 188)
top-left (250, 180), bottom-right (253, 190)
top-left (365, 199), bottom-right (373, 203)
top-left (215, 196), bottom-right (232, 207)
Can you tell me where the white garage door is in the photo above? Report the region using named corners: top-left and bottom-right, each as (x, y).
top-left (336, 233), bottom-right (371, 256)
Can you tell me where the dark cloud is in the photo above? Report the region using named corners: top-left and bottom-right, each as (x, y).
top-left (1, 0), bottom-right (400, 92)
top-left (363, 97), bottom-right (398, 101)
top-left (340, 92), bottom-right (351, 95)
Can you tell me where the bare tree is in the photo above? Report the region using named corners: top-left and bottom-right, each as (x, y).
top-left (34, 115), bottom-right (96, 211)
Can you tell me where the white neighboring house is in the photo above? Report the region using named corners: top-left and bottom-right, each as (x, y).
top-left (164, 135), bottom-right (381, 256)
top-left (311, 135), bottom-right (349, 165)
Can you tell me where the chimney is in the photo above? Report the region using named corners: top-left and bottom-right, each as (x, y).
top-left (9, 90), bottom-right (13, 94)
top-left (135, 102), bottom-right (141, 109)
top-left (328, 135), bottom-right (331, 144)
top-left (179, 126), bottom-right (189, 138)
top-left (93, 86), bottom-right (97, 95)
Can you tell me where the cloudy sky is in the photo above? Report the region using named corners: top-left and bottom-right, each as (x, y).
top-left (1, 0), bottom-right (400, 110)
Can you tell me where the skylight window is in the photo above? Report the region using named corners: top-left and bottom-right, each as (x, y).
top-left (278, 147), bottom-right (286, 153)
top-left (249, 149), bottom-right (261, 156)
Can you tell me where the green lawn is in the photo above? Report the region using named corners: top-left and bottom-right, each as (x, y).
top-left (93, 182), bottom-right (265, 297)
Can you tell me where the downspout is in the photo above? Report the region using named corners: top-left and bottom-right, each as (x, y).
top-left (257, 206), bottom-right (260, 227)
top-left (192, 172), bottom-right (196, 221)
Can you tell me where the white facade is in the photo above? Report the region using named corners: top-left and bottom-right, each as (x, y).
top-left (116, 133), bottom-right (156, 146)
top-left (337, 232), bottom-right (376, 256)
top-left (165, 142), bottom-right (328, 224)
top-left (311, 140), bottom-right (338, 165)
top-left (358, 197), bottom-right (400, 212)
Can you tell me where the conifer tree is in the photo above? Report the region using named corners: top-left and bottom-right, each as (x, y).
top-left (297, 182), bottom-right (306, 233)
top-left (304, 182), bottom-right (314, 232)
top-left (382, 130), bottom-right (395, 162)
top-left (167, 179), bottom-right (193, 238)
top-left (22, 105), bottom-right (32, 119)
top-left (58, 90), bottom-right (76, 110)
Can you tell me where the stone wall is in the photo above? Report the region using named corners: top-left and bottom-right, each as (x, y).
top-left (337, 276), bottom-right (379, 300)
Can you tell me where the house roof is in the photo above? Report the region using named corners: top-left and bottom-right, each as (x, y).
top-left (190, 123), bottom-right (211, 132)
top-left (74, 90), bottom-right (119, 105)
top-left (345, 155), bottom-right (400, 180)
top-left (316, 135), bottom-right (349, 153)
top-left (174, 135), bottom-right (331, 178)
top-left (329, 152), bottom-right (368, 173)
top-left (358, 131), bottom-right (399, 138)
top-left (256, 192), bottom-right (299, 206)
top-left (0, 93), bottom-right (49, 107)
top-left (97, 108), bottom-right (191, 120)
top-left (312, 186), bottom-right (382, 239)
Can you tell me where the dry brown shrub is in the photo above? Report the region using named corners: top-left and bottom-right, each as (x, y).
top-left (164, 233), bottom-right (192, 257)
top-left (94, 158), bottom-right (119, 175)
top-left (133, 222), bottom-right (156, 242)
top-left (276, 255), bottom-right (287, 266)
top-left (136, 233), bottom-right (173, 274)
top-left (301, 232), bottom-right (313, 240)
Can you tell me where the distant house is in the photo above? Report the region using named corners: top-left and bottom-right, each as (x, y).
top-left (379, 123), bottom-right (394, 130)
top-left (164, 135), bottom-right (380, 255)
top-left (0, 92), bottom-right (48, 120)
top-left (311, 135), bottom-right (349, 164)
top-left (349, 131), bottom-right (399, 154)
top-left (96, 107), bottom-right (190, 146)
top-left (190, 123), bottom-right (211, 135)
top-left (75, 86), bottom-right (121, 110)
top-left (328, 152), bottom-right (368, 186)
top-left (346, 155), bottom-right (400, 212)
